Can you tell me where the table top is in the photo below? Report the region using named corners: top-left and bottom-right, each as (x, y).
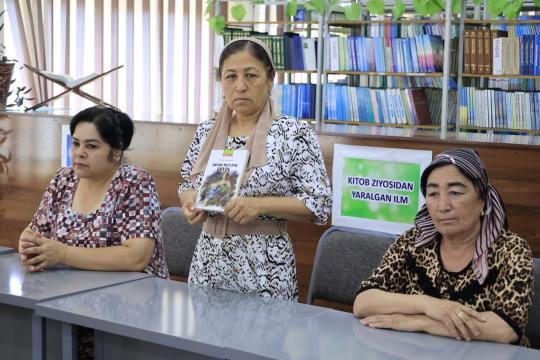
top-left (0, 246), bottom-right (15, 254)
top-left (36, 277), bottom-right (329, 358)
top-left (36, 277), bottom-right (540, 360)
top-left (0, 253), bottom-right (152, 309)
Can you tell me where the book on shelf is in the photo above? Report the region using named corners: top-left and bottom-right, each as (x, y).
top-left (38, 70), bottom-right (99, 88)
top-left (195, 149), bottom-right (250, 213)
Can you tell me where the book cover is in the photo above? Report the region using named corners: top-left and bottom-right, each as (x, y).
top-left (196, 149), bottom-right (250, 212)
top-left (39, 70), bottom-right (99, 88)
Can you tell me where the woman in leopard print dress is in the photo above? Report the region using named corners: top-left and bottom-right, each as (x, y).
top-left (354, 149), bottom-right (533, 346)
top-left (177, 38), bottom-right (331, 301)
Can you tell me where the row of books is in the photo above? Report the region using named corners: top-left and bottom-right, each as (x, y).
top-left (346, 75), bottom-right (457, 89)
top-left (464, 30), bottom-right (540, 76)
top-left (460, 87), bottom-right (540, 130)
top-left (324, 35), bottom-right (454, 74)
top-left (218, 29), bottom-right (317, 71)
top-left (323, 84), bottom-right (435, 125)
top-left (272, 83), bottom-right (316, 120)
top-left (361, 15), bottom-right (460, 39)
top-left (485, 78), bottom-right (540, 91)
top-left (491, 16), bottom-right (540, 37)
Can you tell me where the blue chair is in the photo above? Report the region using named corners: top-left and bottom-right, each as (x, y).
top-left (306, 226), bottom-right (396, 307)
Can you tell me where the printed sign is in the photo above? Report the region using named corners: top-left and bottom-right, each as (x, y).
top-left (332, 144), bottom-right (432, 234)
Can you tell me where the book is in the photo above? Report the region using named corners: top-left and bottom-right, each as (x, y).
top-left (38, 70), bottom-right (99, 88)
top-left (195, 149), bottom-right (250, 212)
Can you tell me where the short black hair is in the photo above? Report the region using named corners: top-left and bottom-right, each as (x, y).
top-left (218, 40), bottom-right (275, 80)
top-left (70, 107), bottom-right (134, 151)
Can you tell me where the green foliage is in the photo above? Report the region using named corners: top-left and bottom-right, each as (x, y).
top-left (367, 0), bottom-right (385, 15)
top-left (205, 0), bottom-right (213, 16)
top-left (327, 0), bottom-right (341, 14)
top-left (304, 0), bottom-right (325, 15)
top-left (487, 0), bottom-right (506, 17)
top-left (412, 0), bottom-right (445, 16)
top-left (392, 0), bottom-right (406, 19)
top-left (502, 0), bottom-right (523, 19)
top-left (231, 4), bottom-right (246, 21)
top-left (344, 3), bottom-right (361, 20)
top-left (473, 0), bottom-right (483, 5)
top-left (286, 0), bottom-right (298, 17)
top-left (535, 0), bottom-right (540, 8)
top-left (209, 15), bottom-right (225, 34)
top-left (452, 0), bottom-right (462, 13)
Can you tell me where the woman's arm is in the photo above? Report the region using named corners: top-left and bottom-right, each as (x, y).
top-left (224, 196), bottom-right (315, 224)
top-left (20, 231), bottom-right (155, 272)
top-left (360, 312), bottom-right (517, 344)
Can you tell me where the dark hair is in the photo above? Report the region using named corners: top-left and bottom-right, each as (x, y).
top-left (70, 107), bottom-right (134, 153)
top-left (218, 40), bottom-right (275, 80)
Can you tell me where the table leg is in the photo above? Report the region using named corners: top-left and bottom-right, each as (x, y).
top-left (95, 330), bottom-right (105, 360)
top-left (31, 313), bottom-right (45, 360)
top-left (62, 323), bottom-right (76, 360)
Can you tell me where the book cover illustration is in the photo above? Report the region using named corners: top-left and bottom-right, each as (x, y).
top-left (196, 149), bottom-right (250, 212)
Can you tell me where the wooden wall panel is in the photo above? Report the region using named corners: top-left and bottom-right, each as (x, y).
top-left (1, 113), bottom-right (539, 304)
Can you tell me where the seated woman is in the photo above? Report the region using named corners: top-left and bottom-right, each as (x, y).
top-left (354, 148), bottom-right (533, 346)
top-left (18, 106), bottom-right (168, 279)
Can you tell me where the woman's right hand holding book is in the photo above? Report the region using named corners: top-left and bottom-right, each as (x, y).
top-left (179, 189), bottom-right (208, 224)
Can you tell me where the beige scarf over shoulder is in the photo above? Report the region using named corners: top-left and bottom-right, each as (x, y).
top-left (189, 37), bottom-right (286, 238)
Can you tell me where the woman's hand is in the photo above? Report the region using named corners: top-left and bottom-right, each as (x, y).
top-left (422, 297), bottom-right (486, 341)
top-left (18, 229), bottom-right (36, 262)
top-left (224, 197), bottom-right (263, 224)
top-left (360, 314), bottom-right (424, 333)
top-left (20, 232), bottom-right (68, 272)
top-left (179, 189), bottom-right (208, 224)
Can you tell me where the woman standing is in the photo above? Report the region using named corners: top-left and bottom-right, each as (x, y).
top-left (178, 37), bottom-right (331, 301)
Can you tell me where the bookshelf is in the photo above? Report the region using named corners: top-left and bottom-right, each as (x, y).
top-left (213, 1), bottom-right (540, 137)
top-left (321, 4), bottom-right (457, 131)
top-left (456, 1), bottom-right (540, 134)
top-left (213, 1), bottom-right (323, 122)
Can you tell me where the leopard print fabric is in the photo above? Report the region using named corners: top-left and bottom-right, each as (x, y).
top-left (358, 227), bottom-right (534, 346)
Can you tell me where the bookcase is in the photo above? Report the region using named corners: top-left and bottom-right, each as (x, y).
top-left (322, 8), bottom-right (458, 130)
top-left (456, 0), bottom-right (540, 135)
top-left (213, 1), bottom-right (540, 136)
top-left (213, 1), bottom-right (324, 122)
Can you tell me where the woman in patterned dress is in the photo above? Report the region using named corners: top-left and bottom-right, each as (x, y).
top-left (178, 37), bottom-right (331, 301)
top-left (18, 106), bottom-right (168, 279)
top-left (354, 149), bottom-right (533, 346)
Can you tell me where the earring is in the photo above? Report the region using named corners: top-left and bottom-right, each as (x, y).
top-left (480, 210), bottom-right (485, 217)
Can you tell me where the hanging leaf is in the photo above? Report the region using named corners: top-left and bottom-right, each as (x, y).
top-left (344, 3), bottom-right (361, 20)
top-left (535, 0), bottom-right (540, 8)
top-left (473, 0), bottom-right (483, 5)
top-left (231, 4), bottom-right (246, 22)
top-left (367, 0), bottom-right (385, 15)
top-left (251, 0), bottom-right (265, 4)
top-left (286, 0), bottom-right (298, 17)
top-left (392, 0), bottom-right (406, 19)
top-left (487, 0), bottom-right (505, 17)
top-left (413, 0), bottom-right (444, 16)
top-left (205, 0), bottom-right (214, 16)
top-left (452, 0), bottom-right (462, 13)
top-left (208, 15), bottom-right (226, 34)
top-left (304, 0), bottom-right (325, 15)
top-left (327, 0), bottom-right (341, 14)
top-left (502, 0), bottom-right (523, 19)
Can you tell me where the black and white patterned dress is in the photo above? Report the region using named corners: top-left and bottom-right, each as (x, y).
top-left (178, 116), bottom-right (332, 301)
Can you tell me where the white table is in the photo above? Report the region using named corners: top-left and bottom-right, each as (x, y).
top-left (36, 277), bottom-right (540, 359)
top-left (0, 252), bottom-right (152, 360)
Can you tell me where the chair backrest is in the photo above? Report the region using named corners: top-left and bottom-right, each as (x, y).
top-left (160, 207), bottom-right (201, 278)
top-left (527, 258), bottom-right (540, 349)
top-left (306, 226), bottom-right (396, 306)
